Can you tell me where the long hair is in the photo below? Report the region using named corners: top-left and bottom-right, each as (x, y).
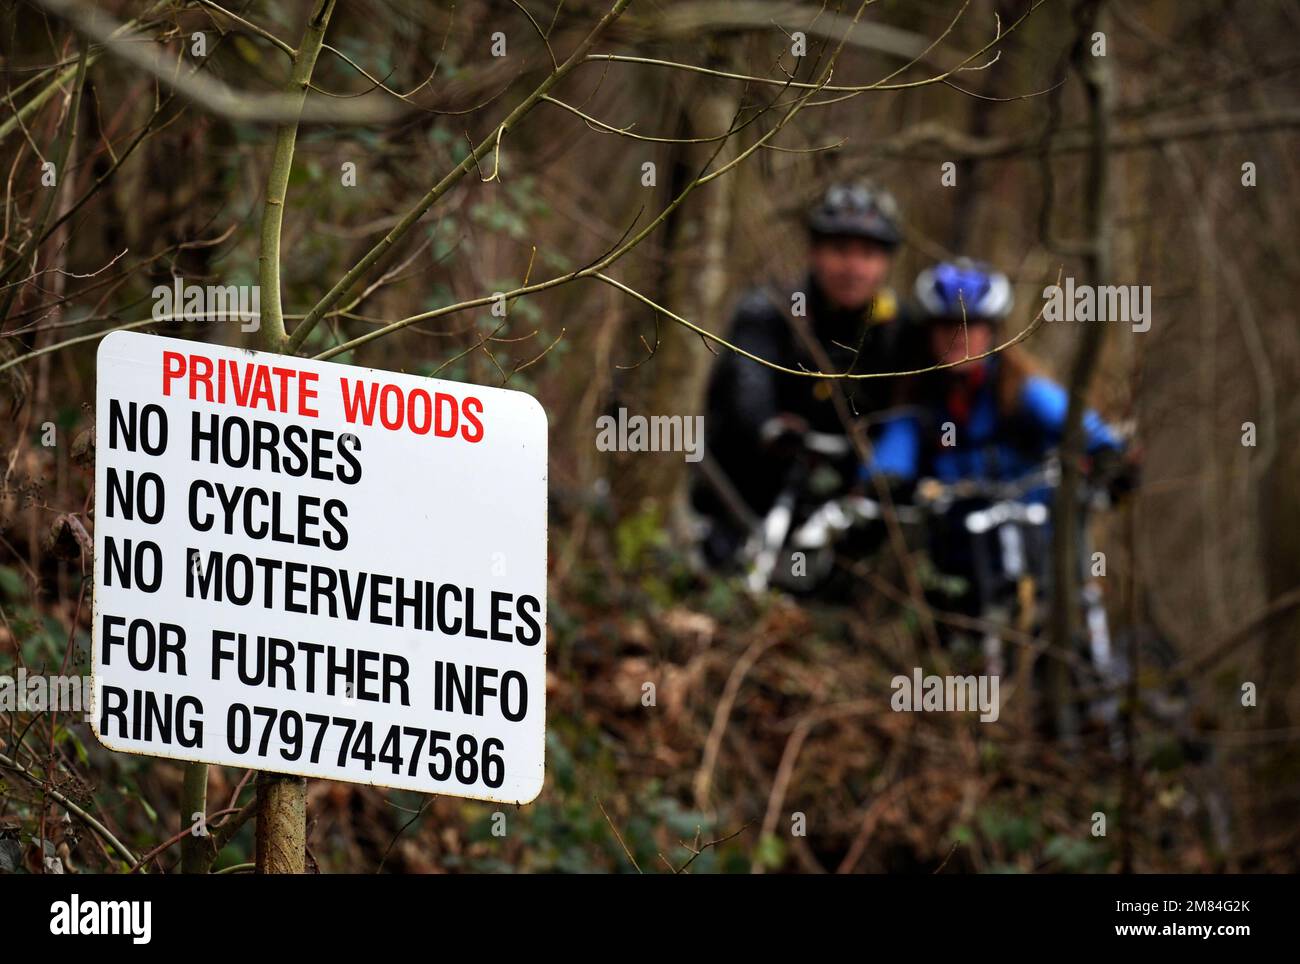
top-left (894, 340), bottom-right (1050, 418)
top-left (994, 345), bottom-right (1049, 415)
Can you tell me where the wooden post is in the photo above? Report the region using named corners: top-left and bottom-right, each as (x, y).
top-left (255, 773), bottom-right (307, 874)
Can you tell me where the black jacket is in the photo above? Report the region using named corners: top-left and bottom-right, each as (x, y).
top-left (694, 275), bottom-right (917, 523)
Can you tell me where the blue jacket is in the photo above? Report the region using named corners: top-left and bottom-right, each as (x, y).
top-left (864, 359), bottom-right (1122, 489)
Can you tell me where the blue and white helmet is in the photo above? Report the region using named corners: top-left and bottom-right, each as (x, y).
top-left (914, 259), bottom-right (1013, 322)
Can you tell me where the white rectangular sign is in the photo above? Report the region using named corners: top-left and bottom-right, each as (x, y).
top-left (92, 331), bottom-right (548, 803)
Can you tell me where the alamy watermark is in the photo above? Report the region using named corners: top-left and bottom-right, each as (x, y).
top-left (0, 671), bottom-right (94, 718)
top-left (595, 407), bottom-right (704, 463)
top-left (890, 668), bottom-right (1000, 723)
top-left (152, 275), bottom-right (260, 332)
top-left (1042, 277), bottom-right (1150, 332)
top-left (50, 895), bottom-right (151, 944)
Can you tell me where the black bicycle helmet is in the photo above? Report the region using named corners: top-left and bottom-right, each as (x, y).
top-left (806, 182), bottom-right (902, 249)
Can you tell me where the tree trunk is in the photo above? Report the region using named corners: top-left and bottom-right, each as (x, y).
top-left (617, 70), bottom-right (740, 531)
top-left (1047, 0), bottom-right (1112, 744)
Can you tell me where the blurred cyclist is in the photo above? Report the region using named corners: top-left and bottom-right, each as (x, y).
top-left (694, 182), bottom-right (915, 565)
top-left (864, 260), bottom-right (1137, 710)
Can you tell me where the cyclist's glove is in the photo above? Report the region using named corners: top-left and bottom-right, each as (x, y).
top-left (1091, 447), bottom-right (1141, 502)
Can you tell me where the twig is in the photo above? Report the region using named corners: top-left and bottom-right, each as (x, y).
top-left (596, 797), bottom-right (642, 873)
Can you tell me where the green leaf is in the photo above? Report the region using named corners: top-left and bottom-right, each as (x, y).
top-left (0, 566), bottom-right (26, 600)
top-left (753, 832), bottom-right (786, 870)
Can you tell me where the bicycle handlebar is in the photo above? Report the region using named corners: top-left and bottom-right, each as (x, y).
top-left (912, 458), bottom-right (1062, 507)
